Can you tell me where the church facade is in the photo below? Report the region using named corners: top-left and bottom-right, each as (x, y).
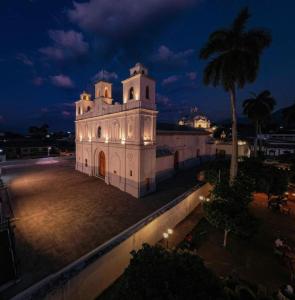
top-left (75, 63), bottom-right (215, 198)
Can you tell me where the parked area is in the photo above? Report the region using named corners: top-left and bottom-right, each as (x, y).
top-left (0, 157), bottom-right (203, 299)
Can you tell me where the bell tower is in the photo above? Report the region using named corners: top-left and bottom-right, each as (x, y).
top-left (121, 63), bottom-right (155, 104)
top-left (76, 91), bottom-right (93, 116)
top-left (94, 81), bottom-right (113, 105)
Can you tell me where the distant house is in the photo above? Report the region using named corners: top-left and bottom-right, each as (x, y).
top-left (257, 130), bottom-right (295, 156)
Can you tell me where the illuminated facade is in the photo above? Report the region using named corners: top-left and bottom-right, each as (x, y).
top-left (75, 63), bottom-right (215, 198)
top-left (178, 114), bottom-right (211, 130)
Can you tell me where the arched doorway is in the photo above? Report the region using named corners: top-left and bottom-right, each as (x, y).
top-left (174, 151), bottom-right (179, 171)
top-left (99, 151), bottom-right (106, 177)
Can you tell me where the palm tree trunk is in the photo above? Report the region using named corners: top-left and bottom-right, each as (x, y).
top-left (229, 87), bottom-right (238, 185)
top-left (223, 229), bottom-right (230, 248)
top-left (254, 121), bottom-right (258, 157)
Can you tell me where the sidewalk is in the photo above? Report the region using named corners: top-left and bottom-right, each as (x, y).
top-left (160, 204), bottom-right (204, 249)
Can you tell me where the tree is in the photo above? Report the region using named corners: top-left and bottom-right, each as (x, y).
top-left (282, 102), bottom-right (295, 128)
top-left (110, 244), bottom-right (224, 300)
top-left (199, 7), bottom-right (271, 184)
top-left (28, 123), bottom-right (49, 138)
top-left (243, 90), bottom-right (276, 156)
top-left (203, 176), bottom-right (256, 248)
top-left (239, 158), bottom-right (288, 197)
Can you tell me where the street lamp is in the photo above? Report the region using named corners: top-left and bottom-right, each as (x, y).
top-left (163, 228), bottom-right (173, 249)
top-left (163, 232), bottom-right (169, 248)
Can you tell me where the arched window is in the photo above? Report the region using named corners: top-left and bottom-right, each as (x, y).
top-left (78, 107), bottom-right (81, 115)
top-left (87, 106), bottom-right (91, 112)
top-left (145, 86), bottom-right (149, 99)
top-left (104, 88), bottom-right (108, 98)
top-left (141, 70), bottom-right (145, 75)
top-left (129, 87), bottom-right (134, 100)
top-left (97, 126), bottom-right (101, 138)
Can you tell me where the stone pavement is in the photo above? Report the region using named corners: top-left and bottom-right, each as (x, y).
top-left (0, 157), bottom-right (203, 299)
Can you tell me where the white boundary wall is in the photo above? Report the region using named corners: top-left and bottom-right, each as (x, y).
top-left (13, 183), bottom-right (211, 300)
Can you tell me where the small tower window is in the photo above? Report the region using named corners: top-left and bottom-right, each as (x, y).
top-left (87, 106), bottom-right (91, 112)
top-left (78, 107), bottom-right (81, 115)
top-left (104, 88), bottom-right (108, 98)
top-left (83, 95), bottom-right (86, 100)
top-left (85, 159), bottom-right (88, 167)
top-left (129, 87), bottom-right (134, 100)
top-left (97, 126), bottom-right (102, 138)
top-left (145, 86), bottom-right (149, 99)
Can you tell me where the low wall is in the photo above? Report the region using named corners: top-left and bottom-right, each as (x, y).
top-left (13, 183), bottom-right (211, 300)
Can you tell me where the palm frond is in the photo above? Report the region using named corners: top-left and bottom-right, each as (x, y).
top-left (231, 7), bottom-right (250, 33)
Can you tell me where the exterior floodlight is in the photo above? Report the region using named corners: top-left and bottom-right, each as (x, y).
top-left (167, 228), bottom-right (173, 235)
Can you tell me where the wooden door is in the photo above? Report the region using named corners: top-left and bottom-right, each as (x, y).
top-left (99, 151), bottom-right (105, 177)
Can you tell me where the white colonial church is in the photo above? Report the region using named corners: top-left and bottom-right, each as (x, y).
top-left (75, 63), bottom-right (215, 198)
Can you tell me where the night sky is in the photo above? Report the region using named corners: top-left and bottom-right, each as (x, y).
top-left (1, 0), bottom-right (295, 132)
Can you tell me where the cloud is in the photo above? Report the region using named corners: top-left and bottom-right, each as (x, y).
top-left (152, 45), bottom-right (194, 66)
top-left (40, 30), bottom-right (89, 61)
top-left (16, 53), bottom-right (34, 66)
top-left (157, 94), bottom-right (172, 106)
top-left (62, 111), bottom-right (71, 117)
top-left (186, 72), bottom-right (197, 80)
top-left (162, 71), bottom-right (196, 86)
top-left (32, 76), bottom-right (44, 86)
top-left (68, 0), bottom-right (195, 39)
top-left (93, 70), bottom-right (118, 82)
top-left (162, 75), bottom-right (180, 85)
top-left (50, 74), bottom-right (74, 88)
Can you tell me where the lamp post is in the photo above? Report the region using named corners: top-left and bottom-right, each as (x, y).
top-left (163, 228), bottom-right (173, 249)
top-left (163, 232), bottom-right (169, 248)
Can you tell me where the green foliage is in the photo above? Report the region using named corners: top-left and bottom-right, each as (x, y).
top-left (109, 244), bottom-right (224, 300)
top-left (282, 102), bottom-right (295, 127)
top-left (204, 175), bottom-right (257, 240)
top-left (203, 160), bottom-right (230, 185)
top-left (243, 90), bottom-right (276, 124)
top-left (240, 159), bottom-right (288, 195)
top-left (203, 197), bottom-right (256, 239)
top-left (199, 7), bottom-right (271, 91)
top-left (206, 158), bottom-right (289, 196)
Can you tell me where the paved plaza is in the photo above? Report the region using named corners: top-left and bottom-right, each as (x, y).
top-left (1, 157), bottom-right (201, 298)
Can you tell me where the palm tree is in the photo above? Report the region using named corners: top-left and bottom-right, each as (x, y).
top-left (199, 7), bottom-right (271, 183)
top-left (243, 90), bottom-right (276, 156)
top-left (282, 103), bottom-right (295, 128)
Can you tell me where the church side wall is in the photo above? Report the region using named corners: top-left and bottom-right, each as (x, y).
top-left (156, 155), bottom-right (174, 181)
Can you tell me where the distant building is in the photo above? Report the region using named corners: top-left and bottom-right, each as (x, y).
top-left (215, 140), bottom-right (251, 158)
top-left (257, 131), bottom-right (295, 156)
top-left (178, 110), bottom-right (211, 130)
top-left (0, 148), bottom-right (6, 163)
top-left (75, 63), bottom-right (216, 198)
